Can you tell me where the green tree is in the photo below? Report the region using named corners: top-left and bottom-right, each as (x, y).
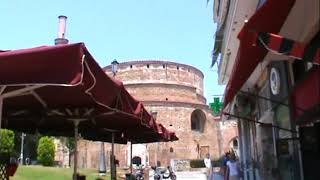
top-left (37, 136), bottom-right (55, 166)
top-left (0, 129), bottom-right (15, 155)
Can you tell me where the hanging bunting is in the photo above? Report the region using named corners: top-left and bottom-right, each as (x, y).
top-left (249, 32), bottom-right (320, 65)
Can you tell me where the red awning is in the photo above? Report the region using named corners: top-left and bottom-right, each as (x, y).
top-left (223, 0), bottom-right (296, 106)
top-left (292, 68), bottom-right (320, 124)
top-left (0, 43), bottom-right (177, 143)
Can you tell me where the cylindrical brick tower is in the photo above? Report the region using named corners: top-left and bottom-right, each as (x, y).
top-left (103, 60), bottom-right (221, 167)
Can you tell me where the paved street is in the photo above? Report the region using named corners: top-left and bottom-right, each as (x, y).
top-left (210, 172), bottom-right (224, 180)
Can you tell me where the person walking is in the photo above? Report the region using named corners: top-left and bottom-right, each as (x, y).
top-left (204, 153), bottom-right (212, 179)
top-left (226, 153), bottom-right (240, 180)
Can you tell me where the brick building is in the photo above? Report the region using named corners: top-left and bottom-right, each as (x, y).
top-left (73, 60), bottom-right (238, 169)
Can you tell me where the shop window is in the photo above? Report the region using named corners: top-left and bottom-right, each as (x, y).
top-left (191, 109), bottom-right (206, 133)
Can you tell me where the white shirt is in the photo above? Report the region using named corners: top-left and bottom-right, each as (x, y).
top-left (204, 158), bottom-right (212, 168)
top-left (227, 161), bottom-right (239, 176)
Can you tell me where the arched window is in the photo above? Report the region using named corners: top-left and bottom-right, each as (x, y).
top-left (169, 147), bottom-right (174, 153)
top-left (229, 137), bottom-right (239, 150)
top-left (233, 139), bottom-right (238, 148)
top-left (132, 156), bottom-right (142, 165)
top-left (191, 109), bottom-right (206, 133)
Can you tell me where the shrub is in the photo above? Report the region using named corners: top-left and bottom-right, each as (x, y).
top-left (190, 159), bottom-right (205, 168)
top-left (0, 129), bottom-right (15, 155)
top-left (37, 136), bottom-right (55, 166)
top-left (211, 159), bottom-right (223, 167)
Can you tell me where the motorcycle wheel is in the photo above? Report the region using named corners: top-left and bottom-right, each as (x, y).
top-left (170, 175), bottom-right (177, 180)
top-left (154, 174), bottom-right (160, 180)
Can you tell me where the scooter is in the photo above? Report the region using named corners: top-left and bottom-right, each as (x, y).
top-left (152, 166), bottom-right (176, 180)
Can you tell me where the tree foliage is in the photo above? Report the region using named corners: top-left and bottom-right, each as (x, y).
top-left (37, 136), bottom-right (55, 166)
top-left (0, 129), bottom-right (15, 155)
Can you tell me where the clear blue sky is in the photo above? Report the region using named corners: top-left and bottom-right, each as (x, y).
top-left (0, 0), bottom-right (225, 103)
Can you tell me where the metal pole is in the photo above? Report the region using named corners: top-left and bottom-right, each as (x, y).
top-left (130, 142), bottom-right (133, 174)
top-left (98, 142), bottom-right (106, 175)
top-left (73, 121), bottom-right (79, 180)
top-left (111, 132), bottom-right (116, 180)
top-left (20, 133), bottom-right (26, 165)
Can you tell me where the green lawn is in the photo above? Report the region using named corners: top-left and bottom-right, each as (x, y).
top-left (12, 165), bottom-right (111, 180)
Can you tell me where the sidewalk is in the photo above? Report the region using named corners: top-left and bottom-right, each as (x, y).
top-left (210, 172), bottom-right (224, 180)
top-left (210, 167), bottom-right (224, 180)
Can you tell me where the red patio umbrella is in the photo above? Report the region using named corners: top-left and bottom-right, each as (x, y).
top-left (0, 43), bottom-right (177, 179)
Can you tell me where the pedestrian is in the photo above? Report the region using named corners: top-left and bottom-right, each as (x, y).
top-left (204, 153), bottom-right (212, 179)
top-left (226, 153), bottom-right (240, 180)
top-left (222, 152), bottom-right (230, 179)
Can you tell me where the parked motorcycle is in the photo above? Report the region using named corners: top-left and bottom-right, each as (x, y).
top-left (135, 165), bottom-right (144, 180)
top-left (152, 166), bottom-right (176, 180)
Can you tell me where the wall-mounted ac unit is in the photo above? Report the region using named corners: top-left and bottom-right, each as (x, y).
top-left (268, 61), bottom-right (290, 107)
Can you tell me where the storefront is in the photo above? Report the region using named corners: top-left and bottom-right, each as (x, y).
top-left (220, 0), bottom-right (319, 179)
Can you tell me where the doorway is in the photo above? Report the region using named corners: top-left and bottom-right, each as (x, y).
top-left (299, 122), bottom-right (320, 180)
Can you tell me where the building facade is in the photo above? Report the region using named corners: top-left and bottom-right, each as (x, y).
top-left (213, 0), bottom-right (319, 179)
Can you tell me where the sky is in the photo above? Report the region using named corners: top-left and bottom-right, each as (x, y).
top-left (0, 0), bottom-right (225, 103)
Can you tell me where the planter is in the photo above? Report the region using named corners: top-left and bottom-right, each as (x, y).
top-left (6, 163), bottom-right (18, 176)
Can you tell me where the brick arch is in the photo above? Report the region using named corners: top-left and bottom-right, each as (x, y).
top-left (191, 109), bottom-right (206, 133)
top-left (227, 136), bottom-right (239, 157)
top-left (220, 121), bottom-right (239, 153)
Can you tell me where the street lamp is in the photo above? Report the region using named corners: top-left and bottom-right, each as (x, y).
top-left (99, 59), bottom-right (120, 178)
top-left (111, 59), bottom-right (119, 77)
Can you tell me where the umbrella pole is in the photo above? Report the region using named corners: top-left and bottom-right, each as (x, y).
top-left (130, 142), bottom-right (133, 174)
top-left (73, 121), bottom-right (80, 180)
top-left (111, 132), bottom-right (115, 180)
top-left (98, 142), bottom-right (106, 175)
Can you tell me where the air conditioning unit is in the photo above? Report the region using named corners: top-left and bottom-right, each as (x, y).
top-left (268, 61), bottom-right (290, 106)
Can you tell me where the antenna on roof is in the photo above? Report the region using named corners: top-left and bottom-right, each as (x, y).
top-left (54, 15), bottom-right (69, 45)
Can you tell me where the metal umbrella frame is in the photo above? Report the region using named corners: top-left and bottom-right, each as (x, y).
top-left (0, 43), bottom-right (178, 180)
